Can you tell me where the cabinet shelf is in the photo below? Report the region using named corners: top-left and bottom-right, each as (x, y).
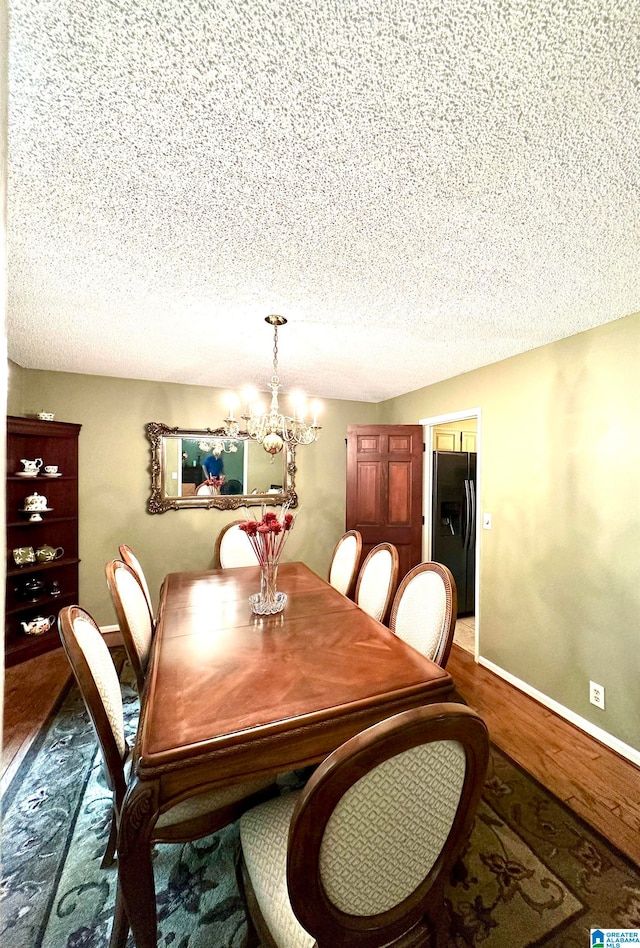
top-left (7, 556), bottom-right (80, 578)
top-left (6, 416), bottom-right (81, 667)
top-left (6, 590), bottom-right (77, 617)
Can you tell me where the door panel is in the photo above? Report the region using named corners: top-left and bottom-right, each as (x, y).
top-left (346, 425), bottom-right (423, 585)
top-left (356, 462), bottom-right (381, 523)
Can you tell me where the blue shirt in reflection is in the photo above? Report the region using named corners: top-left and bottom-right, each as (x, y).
top-left (203, 455), bottom-right (223, 477)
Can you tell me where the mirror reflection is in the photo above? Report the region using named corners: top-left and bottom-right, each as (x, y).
top-left (147, 423), bottom-right (297, 513)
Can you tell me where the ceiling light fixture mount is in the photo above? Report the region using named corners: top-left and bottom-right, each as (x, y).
top-left (223, 315), bottom-right (321, 456)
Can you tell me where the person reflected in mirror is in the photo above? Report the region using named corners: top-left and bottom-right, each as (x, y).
top-left (202, 450), bottom-right (224, 482)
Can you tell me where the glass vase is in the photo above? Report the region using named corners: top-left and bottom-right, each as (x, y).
top-left (249, 562), bottom-right (287, 615)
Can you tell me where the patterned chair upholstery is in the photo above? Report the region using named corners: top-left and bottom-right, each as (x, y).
top-left (105, 560), bottom-right (155, 697)
top-left (118, 544), bottom-right (154, 624)
top-left (214, 520), bottom-right (257, 568)
top-left (240, 703), bottom-right (489, 948)
top-left (354, 542), bottom-right (399, 624)
top-left (389, 561), bottom-right (458, 668)
top-left (58, 605), bottom-right (276, 948)
top-left (327, 530), bottom-right (362, 598)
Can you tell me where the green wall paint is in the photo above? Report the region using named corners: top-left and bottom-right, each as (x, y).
top-left (379, 312), bottom-right (640, 752)
top-left (7, 364), bottom-right (378, 628)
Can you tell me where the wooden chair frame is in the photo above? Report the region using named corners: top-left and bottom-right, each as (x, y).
top-left (327, 529), bottom-right (363, 600)
top-left (106, 559), bottom-right (154, 697)
top-left (354, 541), bottom-right (399, 625)
top-left (389, 562), bottom-right (458, 669)
top-left (58, 605), bottom-right (276, 948)
top-left (118, 544), bottom-right (154, 623)
top-left (213, 519), bottom-right (254, 569)
top-left (242, 703), bottom-right (489, 948)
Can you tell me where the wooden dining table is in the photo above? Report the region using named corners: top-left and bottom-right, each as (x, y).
top-left (117, 561), bottom-right (456, 947)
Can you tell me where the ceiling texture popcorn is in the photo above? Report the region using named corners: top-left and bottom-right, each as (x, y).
top-left (7, 0), bottom-right (640, 401)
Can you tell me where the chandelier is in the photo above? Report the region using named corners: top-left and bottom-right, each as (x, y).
top-left (223, 315), bottom-right (321, 455)
top-left (198, 439), bottom-right (238, 458)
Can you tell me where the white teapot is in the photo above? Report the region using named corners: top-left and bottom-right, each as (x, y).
top-left (21, 614), bottom-right (56, 636)
top-left (21, 458), bottom-right (43, 474)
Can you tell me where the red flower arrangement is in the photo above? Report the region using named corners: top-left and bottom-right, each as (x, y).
top-left (206, 474), bottom-right (226, 490)
top-left (238, 507), bottom-right (295, 566)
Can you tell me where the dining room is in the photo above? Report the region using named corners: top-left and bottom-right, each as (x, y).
top-left (3, 0), bottom-right (640, 944)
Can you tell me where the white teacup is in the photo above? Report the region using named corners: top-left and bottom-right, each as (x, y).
top-left (21, 458), bottom-right (43, 473)
top-left (44, 465), bottom-right (58, 474)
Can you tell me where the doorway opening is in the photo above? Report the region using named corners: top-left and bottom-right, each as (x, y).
top-left (420, 408), bottom-right (481, 659)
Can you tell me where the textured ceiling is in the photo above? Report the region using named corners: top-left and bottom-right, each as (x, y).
top-left (7, 0), bottom-right (640, 403)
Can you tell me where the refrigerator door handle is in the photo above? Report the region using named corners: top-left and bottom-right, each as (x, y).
top-left (463, 479), bottom-right (471, 550)
top-left (469, 478), bottom-right (476, 549)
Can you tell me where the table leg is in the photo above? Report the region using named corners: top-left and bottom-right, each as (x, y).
top-left (117, 776), bottom-right (159, 948)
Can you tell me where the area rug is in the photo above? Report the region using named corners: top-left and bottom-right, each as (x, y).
top-left (2, 665), bottom-right (639, 948)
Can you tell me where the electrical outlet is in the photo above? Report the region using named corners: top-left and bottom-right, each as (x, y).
top-left (589, 681), bottom-right (605, 710)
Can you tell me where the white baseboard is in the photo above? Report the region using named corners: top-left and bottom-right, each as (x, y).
top-left (99, 624), bottom-right (119, 634)
top-left (478, 656), bottom-right (640, 768)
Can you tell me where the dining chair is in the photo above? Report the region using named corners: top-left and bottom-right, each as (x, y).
top-left (389, 562), bottom-right (458, 669)
top-left (240, 702), bottom-right (489, 948)
top-left (57, 605), bottom-right (276, 948)
top-left (213, 519), bottom-right (257, 568)
top-left (105, 559), bottom-right (154, 697)
top-left (118, 543), bottom-right (154, 625)
top-left (354, 541), bottom-right (399, 624)
top-left (327, 529), bottom-right (362, 599)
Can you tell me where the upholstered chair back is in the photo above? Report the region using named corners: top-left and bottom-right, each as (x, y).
top-left (58, 606), bottom-right (128, 804)
top-left (390, 562), bottom-right (457, 668)
top-left (118, 544), bottom-right (154, 622)
top-left (240, 703), bottom-right (489, 948)
top-left (214, 520), bottom-right (257, 568)
top-left (106, 559), bottom-right (154, 696)
top-left (354, 542), bottom-right (399, 624)
top-left (328, 530), bottom-right (362, 598)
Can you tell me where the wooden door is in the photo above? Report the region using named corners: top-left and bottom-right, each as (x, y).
top-left (346, 425), bottom-right (423, 585)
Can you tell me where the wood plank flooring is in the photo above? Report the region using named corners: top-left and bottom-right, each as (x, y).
top-left (448, 644), bottom-right (640, 866)
top-left (1, 647), bottom-right (71, 796)
top-left (2, 642), bottom-right (639, 867)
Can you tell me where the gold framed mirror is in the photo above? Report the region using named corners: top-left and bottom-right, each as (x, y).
top-left (146, 423), bottom-right (298, 513)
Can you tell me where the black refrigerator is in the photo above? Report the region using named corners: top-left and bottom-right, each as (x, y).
top-left (431, 451), bottom-right (476, 615)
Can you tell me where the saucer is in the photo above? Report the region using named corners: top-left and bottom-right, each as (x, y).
top-left (16, 471), bottom-right (39, 477)
top-left (20, 507), bottom-right (53, 513)
top-left (42, 472), bottom-right (62, 477)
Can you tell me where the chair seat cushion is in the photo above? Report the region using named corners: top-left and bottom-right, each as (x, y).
top-left (157, 776), bottom-right (273, 828)
top-left (240, 792), bottom-right (314, 948)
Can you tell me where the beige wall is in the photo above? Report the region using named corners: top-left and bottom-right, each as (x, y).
top-left (380, 312), bottom-right (640, 752)
top-left (7, 363), bottom-right (378, 626)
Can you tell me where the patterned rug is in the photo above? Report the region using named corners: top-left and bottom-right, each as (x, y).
top-left (2, 664), bottom-right (639, 947)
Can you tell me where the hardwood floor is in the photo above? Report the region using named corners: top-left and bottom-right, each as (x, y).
top-left (448, 644), bottom-right (640, 867)
top-left (3, 642), bottom-right (639, 867)
top-left (1, 647), bottom-right (71, 795)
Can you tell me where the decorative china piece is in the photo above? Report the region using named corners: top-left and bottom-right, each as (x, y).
top-left (24, 491), bottom-right (48, 510)
top-left (239, 506), bottom-right (296, 615)
top-left (49, 580), bottom-right (62, 598)
top-left (21, 491), bottom-right (52, 521)
top-left (21, 614), bottom-right (56, 635)
top-left (13, 546), bottom-right (36, 566)
top-left (44, 465), bottom-right (59, 474)
top-left (21, 458), bottom-right (43, 474)
top-left (36, 544), bottom-right (64, 563)
top-left (16, 577), bottom-right (45, 601)
top-left (37, 412), bottom-right (55, 421)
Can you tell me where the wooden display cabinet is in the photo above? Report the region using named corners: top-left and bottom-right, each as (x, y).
top-left (5, 416), bottom-right (81, 666)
